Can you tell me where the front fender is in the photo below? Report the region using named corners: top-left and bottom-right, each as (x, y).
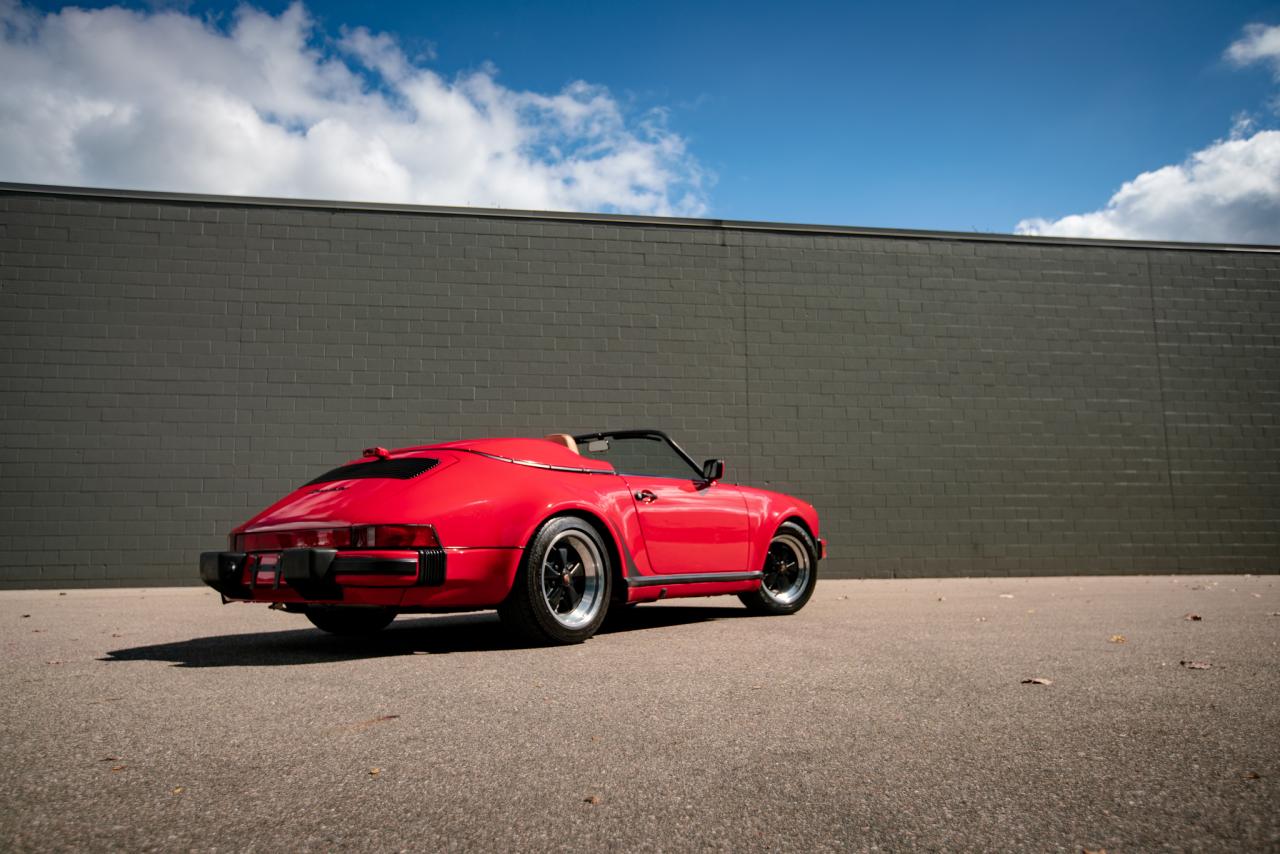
top-left (737, 486), bottom-right (822, 572)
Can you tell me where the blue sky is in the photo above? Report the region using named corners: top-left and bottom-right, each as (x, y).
top-left (313, 0), bottom-right (1280, 229)
top-left (5, 0), bottom-right (1280, 241)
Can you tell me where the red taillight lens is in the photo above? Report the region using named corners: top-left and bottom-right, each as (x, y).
top-left (351, 524), bottom-right (440, 548)
top-left (236, 527), bottom-right (354, 552)
top-left (234, 524), bottom-right (440, 551)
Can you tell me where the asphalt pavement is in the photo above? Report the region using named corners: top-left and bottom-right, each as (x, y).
top-left (2, 576), bottom-right (1278, 853)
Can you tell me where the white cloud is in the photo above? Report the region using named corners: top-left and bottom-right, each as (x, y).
top-left (0, 1), bottom-right (707, 216)
top-left (1226, 22), bottom-right (1280, 78)
top-left (1016, 23), bottom-right (1280, 245)
top-left (1015, 130), bottom-right (1280, 244)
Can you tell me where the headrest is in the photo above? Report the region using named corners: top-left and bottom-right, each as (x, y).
top-left (543, 433), bottom-right (579, 455)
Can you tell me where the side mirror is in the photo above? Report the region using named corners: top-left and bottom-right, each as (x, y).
top-left (701, 458), bottom-right (725, 482)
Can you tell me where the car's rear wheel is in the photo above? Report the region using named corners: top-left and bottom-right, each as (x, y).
top-left (738, 521), bottom-right (818, 615)
top-left (499, 516), bottom-right (612, 645)
top-left (305, 606), bottom-right (397, 636)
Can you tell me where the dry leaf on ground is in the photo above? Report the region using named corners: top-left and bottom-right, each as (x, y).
top-left (368, 768), bottom-right (381, 778)
top-left (1180, 660), bottom-right (1211, 670)
top-left (1108, 635), bottom-right (1126, 644)
top-left (1243, 771), bottom-right (1261, 780)
top-left (1021, 677), bottom-right (1053, 685)
top-left (584, 795), bottom-right (601, 805)
top-left (1184, 613), bottom-right (1202, 621)
top-left (171, 786), bottom-right (184, 795)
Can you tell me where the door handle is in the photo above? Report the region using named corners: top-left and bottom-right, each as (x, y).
top-left (634, 490), bottom-right (658, 503)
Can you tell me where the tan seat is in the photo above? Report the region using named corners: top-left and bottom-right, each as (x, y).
top-left (543, 433), bottom-right (579, 455)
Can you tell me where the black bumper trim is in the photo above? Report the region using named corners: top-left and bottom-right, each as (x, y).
top-left (281, 548), bottom-right (337, 582)
top-left (418, 547), bottom-right (446, 586)
top-left (332, 556), bottom-right (417, 575)
top-left (199, 547), bottom-right (448, 599)
top-left (281, 548), bottom-right (340, 598)
top-left (199, 551), bottom-right (248, 598)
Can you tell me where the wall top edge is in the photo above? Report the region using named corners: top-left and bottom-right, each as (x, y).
top-left (3, 181), bottom-right (1279, 255)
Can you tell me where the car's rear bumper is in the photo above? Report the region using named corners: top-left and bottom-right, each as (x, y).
top-left (199, 546), bottom-right (522, 609)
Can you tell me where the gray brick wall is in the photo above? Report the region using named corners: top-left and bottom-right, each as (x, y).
top-left (1, 186), bottom-right (1277, 587)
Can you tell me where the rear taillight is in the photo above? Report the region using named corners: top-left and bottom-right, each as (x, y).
top-left (351, 524), bottom-right (441, 548)
top-left (232, 524), bottom-right (440, 551)
top-left (234, 527), bottom-right (354, 552)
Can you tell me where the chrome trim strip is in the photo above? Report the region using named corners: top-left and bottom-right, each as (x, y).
top-left (461, 449), bottom-right (616, 476)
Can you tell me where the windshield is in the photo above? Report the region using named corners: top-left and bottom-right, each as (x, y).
top-left (575, 433), bottom-right (701, 480)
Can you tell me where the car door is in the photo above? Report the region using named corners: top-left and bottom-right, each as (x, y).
top-left (578, 433), bottom-right (750, 575)
top-left (623, 474), bottom-right (750, 575)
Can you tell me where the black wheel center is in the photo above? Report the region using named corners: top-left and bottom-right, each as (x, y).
top-left (765, 550), bottom-right (799, 590)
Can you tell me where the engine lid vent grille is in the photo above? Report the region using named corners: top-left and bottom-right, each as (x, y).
top-left (304, 457), bottom-right (439, 486)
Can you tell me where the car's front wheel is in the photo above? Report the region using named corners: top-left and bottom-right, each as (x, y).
top-left (739, 521), bottom-right (818, 615)
top-left (499, 516), bottom-right (612, 645)
top-left (304, 606), bottom-right (397, 636)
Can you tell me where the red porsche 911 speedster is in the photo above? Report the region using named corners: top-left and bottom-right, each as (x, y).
top-left (200, 430), bottom-right (825, 644)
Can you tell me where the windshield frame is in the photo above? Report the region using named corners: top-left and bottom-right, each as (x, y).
top-left (571, 429), bottom-right (705, 480)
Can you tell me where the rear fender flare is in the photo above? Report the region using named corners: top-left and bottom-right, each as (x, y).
top-left (512, 503), bottom-right (637, 603)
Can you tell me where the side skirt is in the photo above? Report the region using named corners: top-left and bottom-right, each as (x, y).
top-left (626, 571), bottom-right (763, 588)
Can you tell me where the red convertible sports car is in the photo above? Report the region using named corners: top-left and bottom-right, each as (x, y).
top-left (200, 430), bottom-right (825, 644)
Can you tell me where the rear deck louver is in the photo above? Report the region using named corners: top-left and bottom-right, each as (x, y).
top-left (304, 457), bottom-right (439, 486)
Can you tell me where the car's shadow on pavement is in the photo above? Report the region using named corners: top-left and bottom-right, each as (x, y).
top-left (100, 604), bottom-right (756, 667)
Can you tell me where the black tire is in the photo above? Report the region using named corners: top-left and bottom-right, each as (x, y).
top-left (739, 521), bottom-right (818, 615)
top-left (498, 516), bottom-right (613, 645)
top-left (305, 606), bottom-right (397, 636)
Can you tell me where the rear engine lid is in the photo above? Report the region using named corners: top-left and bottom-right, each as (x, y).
top-left (238, 452), bottom-right (456, 534)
